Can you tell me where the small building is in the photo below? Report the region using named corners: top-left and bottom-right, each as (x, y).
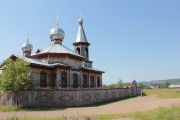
top-left (0, 17), bottom-right (104, 90)
top-left (169, 85), bottom-right (180, 89)
top-left (131, 79), bottom-right (137, 87)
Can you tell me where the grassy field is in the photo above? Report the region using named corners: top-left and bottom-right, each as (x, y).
top-left (6, 106), bottom-right (180, 120)
top-left (0, 106), bottom-right (20, 112)
top-left (91, 106), bottom-right (180, 120)
top-left (144, 88), bottom-right (180, 98)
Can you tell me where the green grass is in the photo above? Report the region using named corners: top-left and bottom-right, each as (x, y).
top-left (0, 106), bottom-right (68, 112)
top-left (7, 106), bottom-right (180, 120)
top-left (89, 106), bottom-right (180, 120)
top-left (144, 88), bottom-right (180, 98)
top-left (20, 106), bottom-right (66, 111)
top-left (8, 117), bottom-right (64, 120)
top-left (0, 106), bottom-right (20, 112)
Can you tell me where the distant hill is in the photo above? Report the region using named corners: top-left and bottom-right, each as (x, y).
top-left (138, 78), bottom-right (180, 85)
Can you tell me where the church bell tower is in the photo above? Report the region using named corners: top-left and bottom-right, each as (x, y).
top-left (73, 18), bottom-right (90, 60)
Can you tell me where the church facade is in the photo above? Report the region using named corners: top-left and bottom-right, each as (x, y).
top-left (1, 18), bottom-right (104, 90)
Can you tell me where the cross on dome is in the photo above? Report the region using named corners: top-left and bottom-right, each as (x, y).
top-left (27, 33), bottom-right (30, 43)
top-left (22, 34), bottom-right (33, 57)
top-left (56, 16), bottom-right (59, 27)
top-left (80, 12), bottom-right (82, 19)
top-left (50, 16), bottom-right (65, 43)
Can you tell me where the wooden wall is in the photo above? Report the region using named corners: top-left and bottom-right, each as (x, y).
top-left (0, 88), bottom-right (141, 107)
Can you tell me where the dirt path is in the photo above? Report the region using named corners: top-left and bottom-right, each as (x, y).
top-left (1, 95), bottom-right (180, 119)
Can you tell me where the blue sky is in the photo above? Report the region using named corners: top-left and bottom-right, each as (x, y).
top-left (0, 0), bottom-right (180, 84)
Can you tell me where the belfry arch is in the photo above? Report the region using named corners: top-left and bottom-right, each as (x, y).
top-left (76, 47), bottom-right (80, 54)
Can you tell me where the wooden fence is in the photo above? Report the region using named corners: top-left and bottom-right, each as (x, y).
top-left (0, 87), bottom-right (141, 107)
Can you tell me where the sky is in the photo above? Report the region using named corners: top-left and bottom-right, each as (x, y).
top-left (0, 0), bottom-right (180, 84)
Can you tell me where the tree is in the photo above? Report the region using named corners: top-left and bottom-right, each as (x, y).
top-left (0, 58), bottom-right (34, 92)
top-left (108, 84), bottom-right (117, 89)
top-left (164, 82), bottom-right (171, 88)
top-left (117, 79), bottom-right (124, 88)
top-left (138, 83), bottom-right (146, 88)
top-left (124, 82), bottom-right (130, 88)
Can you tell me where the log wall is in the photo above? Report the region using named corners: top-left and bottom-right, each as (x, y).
top-left (0, 87), bottom-right (141, 107)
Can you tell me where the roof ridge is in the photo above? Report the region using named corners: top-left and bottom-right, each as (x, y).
top-left (62, 44), bottom-right (79, 54)
top-left (46, 43), bottom-right (54, 53)
top-left (34, 43), bottom-right (85, 58)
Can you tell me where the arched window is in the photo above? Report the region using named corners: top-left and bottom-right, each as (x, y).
top-left (73, 73), bottom-right (78, 88)
top-left (76, 47), bottom-right (80, 54)
top-left (61, 72), bottom-right (67, 88)
top-left (90, 75), bottom-right (94, 88)
top-left (97, 77), bottom-right (101, 87)
top-left (83, 74), bottom-right (88, 88)
top-left (40, 71), bottom-right (47, 87)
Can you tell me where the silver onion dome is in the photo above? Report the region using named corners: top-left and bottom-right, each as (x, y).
top-left (22, 39), bottom-right (33, 52)
top-left (50, 17), bottom-right (65, 40)
top-left (50, 27), bottom-right (65, 40)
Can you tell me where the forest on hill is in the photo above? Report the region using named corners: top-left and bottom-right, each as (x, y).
top-left (138, 78), bottom-right (180, 85)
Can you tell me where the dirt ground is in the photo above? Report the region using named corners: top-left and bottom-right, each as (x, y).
top-left (0, 95), bottom-right (180, 119)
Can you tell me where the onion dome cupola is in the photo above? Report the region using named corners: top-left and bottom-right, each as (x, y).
top-left (73, 18), bottom-right (90, 60)
top-left (22, 36), bottom-right (33, 58)
top-left (50, 16), bottom-right (65, 45)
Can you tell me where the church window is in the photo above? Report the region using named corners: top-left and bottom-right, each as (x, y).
top-left (83, 74), bottom-right (88, 88)
top-left (90, 75), bottom-right (94, 88)
top-left (97, 77), bottom-right (101, 87)
top-left (73, 73), bottom-right (78, 88)
top-left (61, 72), bottom-right (67, 88)
top-left (51, 73), bottom-right (56, 86)
top-left (40, 71), bottom-right (47, 87)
